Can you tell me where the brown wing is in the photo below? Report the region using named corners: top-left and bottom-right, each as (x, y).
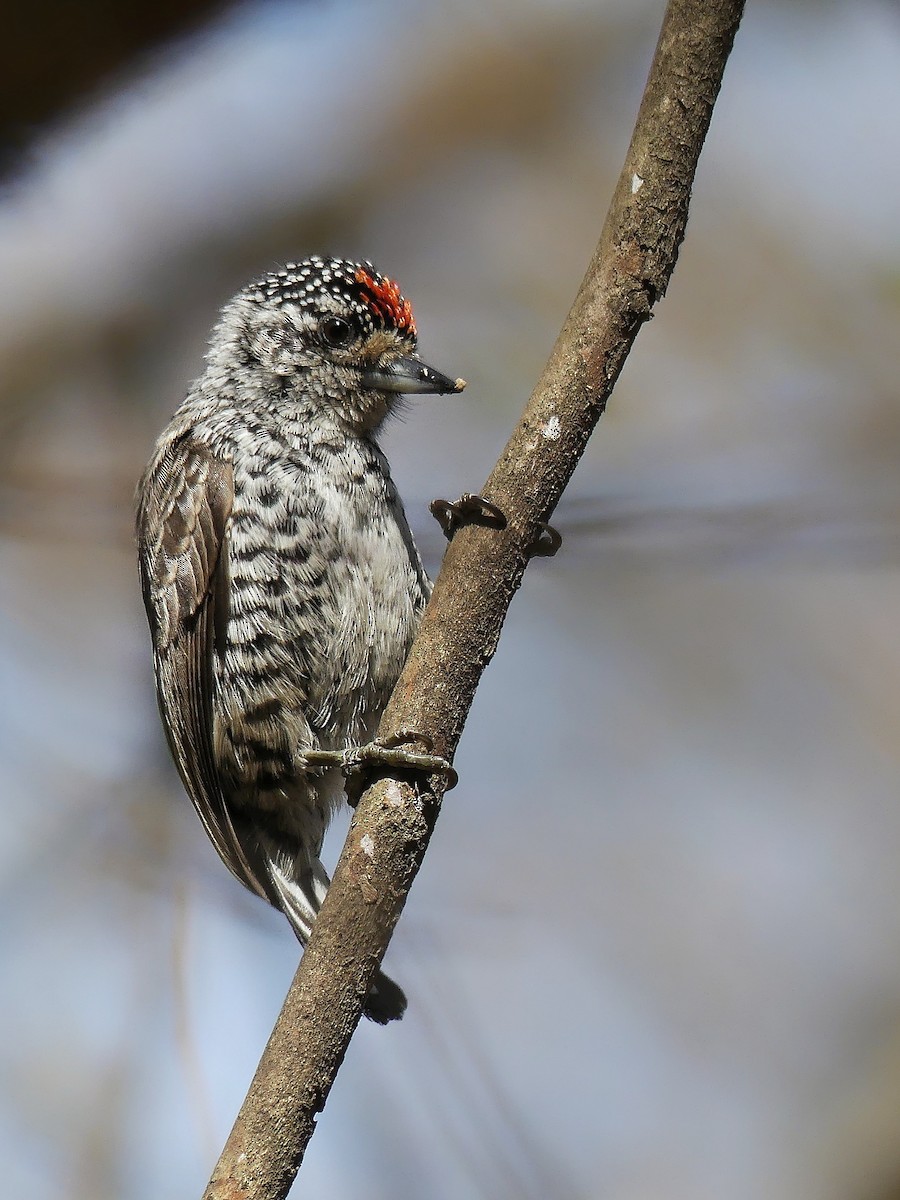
top-left (136, 437), bottom-right (266, 900)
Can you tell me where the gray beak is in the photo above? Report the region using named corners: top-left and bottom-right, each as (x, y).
top-left (362, 354), bottom-right (466, 395)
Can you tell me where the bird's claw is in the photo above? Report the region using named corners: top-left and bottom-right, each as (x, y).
top-left (304, 734), bottom-right (457, 808)
top-left (528, 521), bottom-right (563, 558)
top-left (431, 493), bottom-right (561, 558)
top-left (430, 493), bottom-right (508, 541)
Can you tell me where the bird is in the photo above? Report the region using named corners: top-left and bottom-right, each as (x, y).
top-left (136, 256), bottom-right (464, 1022)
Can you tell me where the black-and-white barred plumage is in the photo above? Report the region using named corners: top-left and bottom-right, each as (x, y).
top-left (136, 257), bottom-right (463, 1022)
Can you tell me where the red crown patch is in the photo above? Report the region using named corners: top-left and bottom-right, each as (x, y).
top-left (355, 267), bottom-right (416, 338)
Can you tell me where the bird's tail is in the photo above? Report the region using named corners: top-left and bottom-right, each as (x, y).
top-left (267, 855), bottom-right (407, 1023)
top-left (362, 969), bottom-right (408, 1024)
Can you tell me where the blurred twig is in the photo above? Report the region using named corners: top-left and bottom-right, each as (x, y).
top-left (202, 1), bottom-right (747, 1196)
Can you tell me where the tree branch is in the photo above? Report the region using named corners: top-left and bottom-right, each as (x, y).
top-left (202, 2), bottom-right (746, 1196)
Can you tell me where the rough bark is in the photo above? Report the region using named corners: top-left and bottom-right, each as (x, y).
top-left (202, 2), bottom-right (747, 1196)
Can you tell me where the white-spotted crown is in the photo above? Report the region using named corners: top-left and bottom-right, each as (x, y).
top-left (242, 256), bottom-right (417, 342)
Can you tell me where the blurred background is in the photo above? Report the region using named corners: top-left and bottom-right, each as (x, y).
top-left (2, 0), bottom-right (900, 1196)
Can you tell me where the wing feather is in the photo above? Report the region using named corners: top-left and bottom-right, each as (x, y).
top-left (136, 438), bottom-right (266, 899)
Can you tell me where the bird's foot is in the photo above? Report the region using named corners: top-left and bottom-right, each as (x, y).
top-left (528, 521), bottom-right (563, 558)
top-left (431, 492), bottom-right (562, 558)
top-left (430, 493), bottom-right (508, 540)
top-left (303, 733), bottom-right (457, 807)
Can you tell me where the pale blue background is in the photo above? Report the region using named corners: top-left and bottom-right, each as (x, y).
top-left (2, 2), bottom-right (900, 1197)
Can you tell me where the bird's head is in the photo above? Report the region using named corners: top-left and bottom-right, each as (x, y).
top-left (211, 256), bottom-right (464, 433)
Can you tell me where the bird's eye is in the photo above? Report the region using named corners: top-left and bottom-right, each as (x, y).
top-left (319, 316), bottom-right (354, 348)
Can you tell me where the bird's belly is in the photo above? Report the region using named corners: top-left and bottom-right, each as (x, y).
top-left (215, 500), bottom-right (426, 783)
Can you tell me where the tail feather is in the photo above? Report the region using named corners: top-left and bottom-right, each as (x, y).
top-left (364, 969), bottom-right (408, 1024)
top-left (266, 855), bottom-right (407, 1022)
top-left (267, 856), bottom-right (326, 943)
